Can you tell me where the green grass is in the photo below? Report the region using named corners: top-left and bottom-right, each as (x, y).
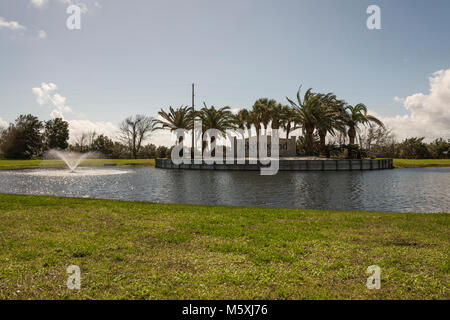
top-left (393, 159), bottom-right (450, 168)
top-left (0, 159), bottom-right (155, 170)
top-left (2, 159), bottom-right (449, 170)
top-left (0, 194), bottom-right (447, 300)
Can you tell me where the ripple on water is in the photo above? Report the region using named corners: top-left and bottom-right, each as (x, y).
top-left (0, 167), bottom-right (448, 213)
top-left (17, 168), bottom-right (130, 177)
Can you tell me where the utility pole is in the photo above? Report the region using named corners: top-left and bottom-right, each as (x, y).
top-left (191, 83), bottom-right (195, 160)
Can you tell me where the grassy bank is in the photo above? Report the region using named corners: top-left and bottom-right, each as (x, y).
top-left (393, 159), bottom-right (450, 168)
top-left (1, 158), bottom-right (449, 170)
top-left (0, 159), bottom-right (155, 170)
top-left (0, 194), bottom-right (447, 300)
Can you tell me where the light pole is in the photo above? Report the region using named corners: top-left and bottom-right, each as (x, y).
top-left (191, 83), bottom-right (195, 161)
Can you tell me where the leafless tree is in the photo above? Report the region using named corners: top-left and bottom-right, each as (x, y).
top-left (74, 131), bottom-right (97, 150)
top-left (119, 115), bottom-right (155, 159)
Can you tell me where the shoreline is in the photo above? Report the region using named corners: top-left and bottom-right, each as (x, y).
top-left (0, 159), bottom-right (155, 170)
top-left (0, 158), bottom-right (449, 170)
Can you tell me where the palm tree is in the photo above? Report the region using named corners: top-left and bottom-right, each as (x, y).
top-left (315, 93), bottom-right (346, 157)
top-left (232, 109), bottom-right (249, 139)
top-left (344, 104), bottom-right (384, 145)
top-left (197, 104), bottom-right (234, 153)
top-left (252, 98), bottom-right (276, 135)
top-left (153, 105), bottom-right (194, 144)
top-left (244, 110), bottom-right (254, 137)
top-left (269, 103), bottom-right (286, 131)
top-left (281, 105), bottom-right (297, 140)
top-left (248, 110), bottom-right (262, 138)
top-left (286, 86), bottom-right (321, 156)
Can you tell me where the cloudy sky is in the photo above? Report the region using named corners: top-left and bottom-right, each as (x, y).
top-left (1, 0), bottom-right (449, 145)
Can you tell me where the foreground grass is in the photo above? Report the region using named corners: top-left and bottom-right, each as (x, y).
top-left (393, 159), bottom-right (450, 168)
top-left (0, 159), bottom-right (155, 170)
top-left (0, 194), bottom-right (448, 300)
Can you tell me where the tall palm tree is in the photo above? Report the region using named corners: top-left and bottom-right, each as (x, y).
top-left (281, 105), bottom-right (297, 140)
top-left (315, 93), bottom-right (346, 157)
top-left (197, 104), bottom-right (234, 153)
top-left (287, 86), bottom-right (321, 156)
top-left (252, 98), bottom-right (276, 135)
top-left (248, 110), bottom-right (262, 138)
top-left (232, 109), bottom-right (249, 139)
top-left (153, 105), bottom-right (194, 144)
top-left (344, 104), bottom-right (384, 145)
top-left (244, 110), bottom-right (254, 137)
top-left (269, 103), bottom-right (286, 131)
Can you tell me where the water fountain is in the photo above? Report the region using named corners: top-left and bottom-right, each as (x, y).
top-left (46, 150), bottom-right (96, 173)
top-left (19, 149), bottom-right (130, 177)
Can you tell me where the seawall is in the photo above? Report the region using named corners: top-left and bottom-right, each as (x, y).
top-left (155, 158), bottom-right (394, 171)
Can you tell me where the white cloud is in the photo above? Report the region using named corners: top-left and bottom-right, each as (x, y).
top-left (50, 109), bottom-right (64, 119)
top-left (393, 96), bottom-right (405, 104)
top-left (37, 30), bottom-right (47, 39)
top-left (0, 117), bottom-right (8, 128)
top-left (30, 0), bottom-right (49, 8)
top-left (0, 17), bottom-right (26, 31)
top-left (379, 68), bottom-right (450, 141)
top-left (148, 130), bottom-right (175, 147)
top-left (30, 0), bottom-right (95, 14)
top-left (231, 107), bottom-right (242, 115)
top-left (32, 82), bottom-right (57, 105)
top-left (32, 82), bottom-right (72, 119)
top-left (67, 120), bottom-right (173, 146)
top-left (68, 120), bottom-right (118, 143)
top-left (30, 82), bottom-right (171, 146)
top-left (60, 0), bottom-right (89, 13)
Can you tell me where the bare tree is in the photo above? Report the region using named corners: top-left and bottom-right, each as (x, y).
top-left (119, 115), bottom-right (155, 159)
top-left (74, 131), bottom-right (97, 151)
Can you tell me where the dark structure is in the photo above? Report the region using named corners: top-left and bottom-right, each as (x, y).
top-left (155, 158), bottom-right (394, 171)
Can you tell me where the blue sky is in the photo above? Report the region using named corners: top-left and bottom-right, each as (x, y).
top-left (1, 0), bottom-right (449, 144)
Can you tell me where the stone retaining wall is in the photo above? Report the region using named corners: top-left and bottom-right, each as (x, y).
top-left (155, 159), bottom-right (394, 171)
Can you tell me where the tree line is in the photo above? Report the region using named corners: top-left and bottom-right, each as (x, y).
top-left (0, 114), bottom-right (171, 160)
top-left (154, 86), bottom-right (449, 159)
top-left (155, 87), bottom-right (385, 158)
top-left (1, 85), bottom-right (449, 160)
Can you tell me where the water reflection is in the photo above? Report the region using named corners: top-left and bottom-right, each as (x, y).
top-left (0, 167), bottom-right (448, 213)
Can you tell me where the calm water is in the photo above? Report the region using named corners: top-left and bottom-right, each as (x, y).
top-left (0, 167), bottom-right (449, 213)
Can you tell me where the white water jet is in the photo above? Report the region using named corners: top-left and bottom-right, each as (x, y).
top-left (45, 150), bottom-right (98, 172)
top-left (21, 168), bottom-right (129, 177)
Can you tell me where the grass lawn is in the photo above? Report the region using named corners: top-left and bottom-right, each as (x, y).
top-left (0, 194), bottom-right (448, 300)
top-left (0, 159), bottom-right (155, 170)
top-left (1, 158), bottom-right (449, 170)
top-left (393, 159), bottom-right (450, 168)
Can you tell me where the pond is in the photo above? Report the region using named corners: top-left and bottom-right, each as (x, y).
top-left (0, 167), bottom-right (449, 213)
